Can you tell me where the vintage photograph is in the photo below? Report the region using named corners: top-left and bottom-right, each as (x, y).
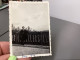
top-left (9, 1), bottom-right (51, 58)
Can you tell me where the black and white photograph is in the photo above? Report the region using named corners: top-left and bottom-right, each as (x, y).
top-left (9, 1), bottom-right (51, 58)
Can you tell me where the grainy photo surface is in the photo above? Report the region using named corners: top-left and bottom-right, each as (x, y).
top-left (9, 1), bottom-right (51, 58)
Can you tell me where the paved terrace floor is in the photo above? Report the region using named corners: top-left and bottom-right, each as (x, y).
top-left (12, 44), bottom-right (50, 56)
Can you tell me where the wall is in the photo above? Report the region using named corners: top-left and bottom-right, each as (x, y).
top-left (42, 0), bottom-right (80, 60)
top-left (43, 0), bottom-right (80, 24)
top-left (0, 0), bottom-right (2, 6)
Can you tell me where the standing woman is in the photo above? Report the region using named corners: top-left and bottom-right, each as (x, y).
top-left (19, 26), bottom-right (27, 45)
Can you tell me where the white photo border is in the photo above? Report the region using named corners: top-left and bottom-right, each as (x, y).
top-left (9, 1), bottom-right (52, 58)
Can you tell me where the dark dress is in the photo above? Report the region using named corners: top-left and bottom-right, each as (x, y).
top-left (19, 30), bottom-right (28, 45)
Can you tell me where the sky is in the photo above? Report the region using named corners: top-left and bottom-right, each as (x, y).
top-left (9, 1), bottom-right (50, 31)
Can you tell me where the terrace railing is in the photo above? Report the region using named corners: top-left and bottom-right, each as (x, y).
top-left (12, 31), bottom-right (49, 46)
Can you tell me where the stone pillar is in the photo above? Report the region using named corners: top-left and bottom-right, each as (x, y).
top-left (0, 0), bottom-right (2, 7)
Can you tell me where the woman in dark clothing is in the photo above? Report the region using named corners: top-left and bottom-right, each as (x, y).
top-left (19, 26), bottom-right (28, 45)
